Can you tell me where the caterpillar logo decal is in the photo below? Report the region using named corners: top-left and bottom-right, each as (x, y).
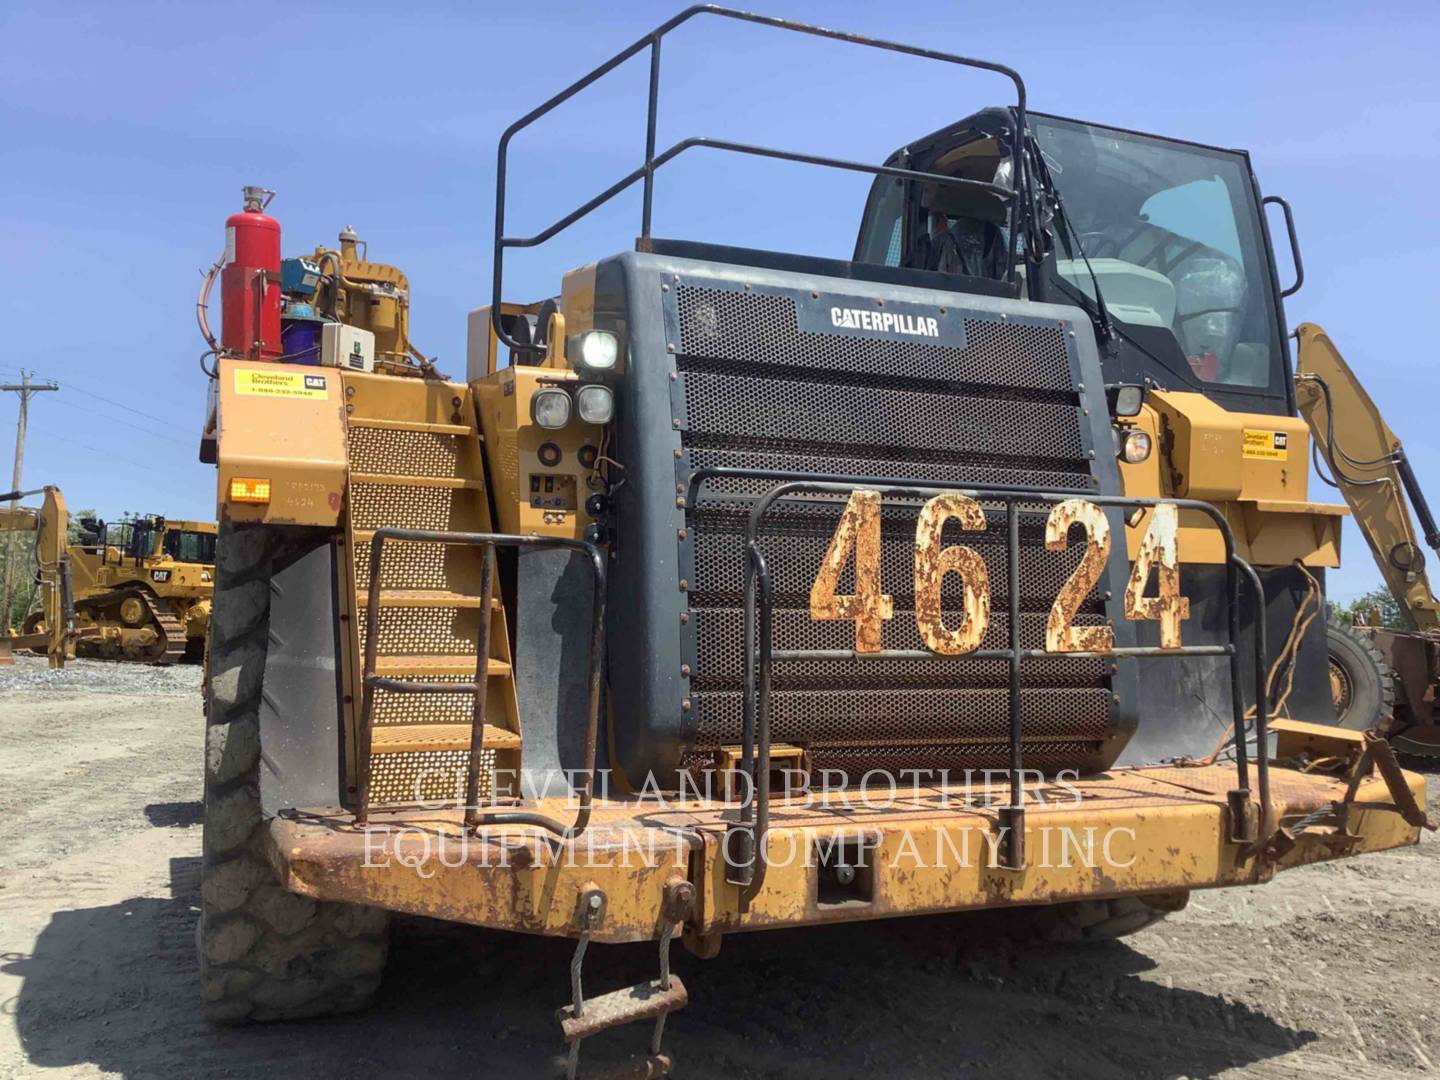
top-left (234, 369), bottom-right (329, 399)
top-left (829, 306), bottom-right (940, 337)
top-left (1242, 428), bottom-right (1289, 460)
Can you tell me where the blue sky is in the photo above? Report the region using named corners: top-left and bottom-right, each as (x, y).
top-left (2, 0), bottom-right (1437, 601)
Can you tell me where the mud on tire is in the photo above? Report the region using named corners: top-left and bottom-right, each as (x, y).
top-left (199, 522), bottom-right (389, 1022)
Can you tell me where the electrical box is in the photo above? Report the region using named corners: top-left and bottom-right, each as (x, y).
top-left (321, 323), bottom-right (375, 372)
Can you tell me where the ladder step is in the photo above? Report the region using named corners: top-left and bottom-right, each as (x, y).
top-left (351, 472), bottom-right (485, 491)
top-left (358, 590), bottom-right (501, 610)
top-left (370, 722), bottom-right (521, 755)
top-left (374, 656), bottom-right (512, 677)
top-left (558, 976), bottom-right (688, 1043)
top-left (348, 417), bottom-right (473, 436)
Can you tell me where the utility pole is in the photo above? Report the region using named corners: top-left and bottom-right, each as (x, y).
top-left (1, 371), bottom-right (59, 628)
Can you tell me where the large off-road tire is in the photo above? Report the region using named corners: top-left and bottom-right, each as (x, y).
top-left (1326, 615), bottom-right (1395, 731)
top-left (199, 522), bottom-right (389, 1023)
top-left (985, 892), bottom-right (1187, 946)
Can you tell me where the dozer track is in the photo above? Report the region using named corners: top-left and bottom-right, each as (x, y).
top-left (67, 588), bottom-right (188, 665)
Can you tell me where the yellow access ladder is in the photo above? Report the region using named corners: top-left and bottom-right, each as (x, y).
top-left (339, 373), bottom-right (521, 812)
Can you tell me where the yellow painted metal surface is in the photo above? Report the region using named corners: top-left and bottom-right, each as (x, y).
top-left (1150, 390), bottom-right (1308, 501)
top-left (1117, 395), bottom-right (1345, 567)
top-left (1295, 322), bottom-right (1440, 629)
top-left (338, 370), bottom-right (522, 807)
top-left (472, 365), bottom-right (604, 538)
top-left (267, 761), bottom-right (1424, 945)
top-left (215, 358), bottom-right (347, 526)
top-left (0, 486), bottom-right (72, 665)
top-left (306, 230), bottom-right (427, 372)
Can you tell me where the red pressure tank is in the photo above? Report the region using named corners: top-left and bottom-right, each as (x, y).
top-left (221, 187), bottom-right (282, 359)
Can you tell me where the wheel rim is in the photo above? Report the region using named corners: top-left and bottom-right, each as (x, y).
top-left (1329, 656), bottom-right (1353, 720)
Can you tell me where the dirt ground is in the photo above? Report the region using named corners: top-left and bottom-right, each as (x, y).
top-left (3, 656), bottom-right (1440, 1079)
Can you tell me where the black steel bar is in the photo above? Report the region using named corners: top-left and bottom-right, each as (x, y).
top-left (998, 501), bottom-right (1026, 869)
top-left (740, 524), bottom-right (758, 825)
top-left (1006, 502), bottom-right (1023, 810)
top-left (687, 466), bottom-right (1246, 538)
top-left (463, 544), bottom-right (497, 830)
top-left (1396, 451), bottom-right (1440, 552)
top-left (1261, 194), bottom-right (1304, 298)
top-left (719, 467), bottom-right (1271, 874)
top-left (355, 531), bottom-right (388, 825)
top-left (1234, 556), bottom-right (1274, 847)
top-left (1224, 554), bottom-right (1252, 809)
top-left (641, 39), bottom-right (662, 240)
top-left (502, 137), bottom-right (1013, 252)
top-left (366, 678), bottom-right (483, 694)
top-left (492, 3), bottom-right (1029, 353)
top-left (354, 527), bottom-right (606, 841)
top-left (753, 544), bottom-right (775, 889)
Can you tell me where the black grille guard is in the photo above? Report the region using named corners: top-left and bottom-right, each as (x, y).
top-left (684, 466), bottom-right (1274, 885)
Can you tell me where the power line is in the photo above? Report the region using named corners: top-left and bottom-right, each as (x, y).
top-left (0, 365), bottom-right (185, 432)
top-left (47, 396), bottom-right (190, 446)
top-left (26, 424), bottom-right (167, 472)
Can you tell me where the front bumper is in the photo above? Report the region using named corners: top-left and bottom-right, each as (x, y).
top-left (266, 725), bottom-right (1425, 945)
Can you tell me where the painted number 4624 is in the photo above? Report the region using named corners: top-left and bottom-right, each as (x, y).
top-left (809, 491), bottom-right (1189, 655)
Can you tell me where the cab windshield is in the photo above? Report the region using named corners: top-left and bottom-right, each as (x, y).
top-left (164, 529), bottom-right (216, 564)
top-left (1032, 115), bottom-right (1279, 389)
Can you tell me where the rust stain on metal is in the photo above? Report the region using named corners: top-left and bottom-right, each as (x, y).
top-left (1124, 502), bottom-right (1190, 648)
top-left (809, 488), bottom-right (893, 652)
top-left (1045, 499), bottom-right (1116, 653)
top-left (914, 493), bottom-right (990, 654)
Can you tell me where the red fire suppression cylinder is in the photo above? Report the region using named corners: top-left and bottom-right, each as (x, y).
top-left (221, 187), bottom-right (282, 359)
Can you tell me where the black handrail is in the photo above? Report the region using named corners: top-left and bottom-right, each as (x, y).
top-left (355, 528), bottom-right (606, 841)
top-left (492, 4), bottom-right (1029, 355)
top-left (682, 466), bottom-right (1272, 883)
top-left (1262, 194), bottom-right (1304, 298)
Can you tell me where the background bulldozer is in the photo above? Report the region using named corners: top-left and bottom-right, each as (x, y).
top-left (4, 493), bottom-right (214, 665)
top-left (193, 9), bottom-right (1431, 1077)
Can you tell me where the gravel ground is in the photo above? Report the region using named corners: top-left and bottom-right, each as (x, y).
top-left (2, 654), bottom-right (1439, 1079)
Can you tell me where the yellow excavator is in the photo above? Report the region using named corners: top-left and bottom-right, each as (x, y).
top-left (1296, 324), bottom-right (1440, 754)
top-left (0, 486), bottom-right (75, 668)
top-left (3, 488), bottom-right (215, 665)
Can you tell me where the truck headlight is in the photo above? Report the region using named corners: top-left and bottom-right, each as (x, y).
top-left (568, 330), bottom-right (619, 371)
top-left (1115, 428), bottom-right (1152, 464)
top-left (532, 388), bottom-right (572, 429)
top-left (576, 384), bottom-right (614, 425)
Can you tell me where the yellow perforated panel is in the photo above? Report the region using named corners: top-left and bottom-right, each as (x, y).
top-left (348, 426), bottom-right (461, 478)
top-left (368, 749), bottom-right (493, 804)
top-left (359, 607), bottom-right (481, 657)
top-left (354, 541), bottom-right (450, 592)
top-left (350, 483), bottom-right (458, 532)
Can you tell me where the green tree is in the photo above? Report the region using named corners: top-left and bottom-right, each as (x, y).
top-left (1328, 585), bottom-right (1404, 629)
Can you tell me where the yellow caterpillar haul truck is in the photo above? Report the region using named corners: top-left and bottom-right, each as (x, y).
top-left (196, 9), bottom-right (1429, 1075)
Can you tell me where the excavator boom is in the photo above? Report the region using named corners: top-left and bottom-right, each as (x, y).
top-left (0, 486), bottom-right (75, 668)
top-left (1296, 323), bottom-right (1440, 753)
top-left (1295, 323), bottom-right (1440, 631)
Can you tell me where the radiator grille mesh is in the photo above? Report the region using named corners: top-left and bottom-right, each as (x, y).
top-left (674, 283), bottom-right (1110, 775)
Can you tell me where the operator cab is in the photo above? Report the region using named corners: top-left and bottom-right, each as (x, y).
top-left (855, 109), bottom-right (1294, 415)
